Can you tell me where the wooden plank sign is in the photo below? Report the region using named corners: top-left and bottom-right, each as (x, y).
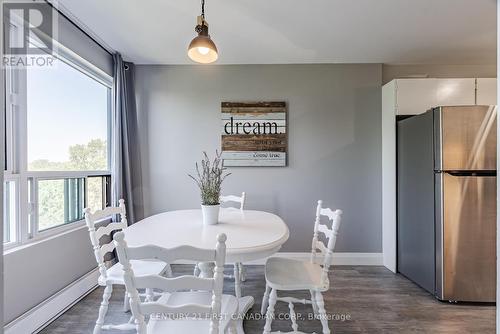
top-left (221, 102), bottom-right (287, 166)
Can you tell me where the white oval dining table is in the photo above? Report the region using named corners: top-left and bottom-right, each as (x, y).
top-left (124, 208), bottom-right (290, 334)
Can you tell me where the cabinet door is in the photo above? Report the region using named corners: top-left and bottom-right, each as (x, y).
top-left (477, 78), bottom-right (497, 105)
top-left (396, 79), bottom-right (476, 115)
top-left (396, 79), bottom-right (439, 115)
top-left (434, 78), bottom-right (476, 107)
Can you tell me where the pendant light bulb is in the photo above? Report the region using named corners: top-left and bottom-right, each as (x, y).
top-left (198, 47), bottom-right (210, 55)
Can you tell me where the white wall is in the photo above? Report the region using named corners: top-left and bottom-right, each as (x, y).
top-left (3, 227), bottom-right (95, 324)
top-left (135, 64), bottom-right (383, 253)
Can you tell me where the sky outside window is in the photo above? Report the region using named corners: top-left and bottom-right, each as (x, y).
top-left (27, 58), bottom-right (109, 171)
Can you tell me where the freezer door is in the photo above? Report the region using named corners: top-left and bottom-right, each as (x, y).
top-left (435, 106), bottom-right (497, 171)
top-left (438, 173), bottom-right (496, 302)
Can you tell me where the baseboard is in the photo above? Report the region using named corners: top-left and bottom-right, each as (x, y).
top-left (174, 252), bottom-right (383, 266)
top-left (4, 268), bottom-right (99, 334)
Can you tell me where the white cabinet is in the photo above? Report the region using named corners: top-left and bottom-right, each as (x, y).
top-left (395, 78), bottom-right (476, 115)
top-left (434, 78), bottom-right (477, 107)
top-left (381, 81), bottom-right (397, 273)
top-left (396, 79), bottom-right (441, 115)
top-left (476, 78), bottom-right (497, 105)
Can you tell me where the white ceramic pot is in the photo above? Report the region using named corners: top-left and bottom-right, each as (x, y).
top-left (201, 204), bottom-right (220, 225)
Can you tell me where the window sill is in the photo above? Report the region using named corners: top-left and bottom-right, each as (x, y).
top-left (3, 217), bottom-right (112, 255)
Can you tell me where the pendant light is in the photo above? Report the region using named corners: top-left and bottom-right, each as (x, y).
top-left (187, 0), bottom-right (218, 64)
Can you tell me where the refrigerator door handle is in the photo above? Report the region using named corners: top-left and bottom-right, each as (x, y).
top-left (441, 170), bottom-right (497, 177)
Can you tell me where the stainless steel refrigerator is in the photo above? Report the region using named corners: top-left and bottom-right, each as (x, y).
top-left (397, 105), bottom-right (497, 302)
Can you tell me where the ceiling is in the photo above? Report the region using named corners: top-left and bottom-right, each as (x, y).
top-left (58, 0), bottom-right (497, 65)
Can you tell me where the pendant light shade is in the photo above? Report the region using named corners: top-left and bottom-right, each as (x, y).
top-left (188, 17), bottom-right (218, 64)
top-left (188, 0), bottom-right (218, 64)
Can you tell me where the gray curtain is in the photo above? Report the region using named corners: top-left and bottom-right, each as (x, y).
top-left (111, 53), bottom-right (144, 224)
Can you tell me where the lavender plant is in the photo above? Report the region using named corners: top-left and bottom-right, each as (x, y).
top-left (188, 151), bottom-right (231, 205)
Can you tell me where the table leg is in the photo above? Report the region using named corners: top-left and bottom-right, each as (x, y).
top-left (233, 263), bottom-right (242, 298)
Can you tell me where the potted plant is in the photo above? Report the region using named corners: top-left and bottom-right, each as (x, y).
top-left (189, 151), bottom-right (231, 225)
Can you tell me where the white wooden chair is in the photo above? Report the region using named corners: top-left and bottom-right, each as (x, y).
top-left (220, 192), bottom-right (246, 210)
top-left (195, 192), bottom-right (248, 290)
top-left (221, 192), bottom-right (247, 285)
top-left (113, 232), bottom-right (239, 334)
top-left (261, 200), bottom-right (342, 334)
top-left (84, 199), bottom-right (171, 334)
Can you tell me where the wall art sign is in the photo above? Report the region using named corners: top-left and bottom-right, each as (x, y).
top-left (221, 102), bottom-right (287, 167)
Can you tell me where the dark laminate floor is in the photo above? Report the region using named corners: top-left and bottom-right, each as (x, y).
top-left (40, 265), bottom-right (495, 334)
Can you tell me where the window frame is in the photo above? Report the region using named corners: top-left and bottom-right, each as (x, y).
top-left (3, 176), bottom-right (20, 246)
top-left (3, 28), bottom-right (113, 250)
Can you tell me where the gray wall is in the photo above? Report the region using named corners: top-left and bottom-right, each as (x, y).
top-left (135, 64), bottom-right (383, 253)
top-left (382, 64), bottom-right (496, 84)
top-left (3, 228), bottom-right (95, 324)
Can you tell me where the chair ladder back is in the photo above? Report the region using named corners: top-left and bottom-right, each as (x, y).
top-left (84, 199), bottom-right (128, 280)
top-left (319, 207), bottom-right (337, 221)
top-left (139, 302), bottom-right (212, 318)
top-left (322, 210), bottom-right (342, 281)
top-left (113, 232), bottom-right (227, 333)
top-left (220, 192), bottom-right (246, 210)
top-left (126, 244), bottom-right (217, 264)
top-left (310, 200), bottom-right (323, 264)
top-left (113, 231), bottom-right (146, 333)
top-left (87, 202), bottom-right (127, 223)
top-left (134, 274), bottom-right (215, 292)
top-left (310, 200), bottom-right (343, 285)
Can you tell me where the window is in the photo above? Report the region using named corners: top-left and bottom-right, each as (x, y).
top-left (26, 59), bottom-right (109, 171)
top-left (4, 46), bottom-right (113, 247)
top-left (36, 178), bottom-right (85, 231)
top-left (87, 175), bottom-right (110, 213)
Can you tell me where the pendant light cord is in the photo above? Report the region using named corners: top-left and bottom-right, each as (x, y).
top-left (201, 0), bottom-right (205, 19)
